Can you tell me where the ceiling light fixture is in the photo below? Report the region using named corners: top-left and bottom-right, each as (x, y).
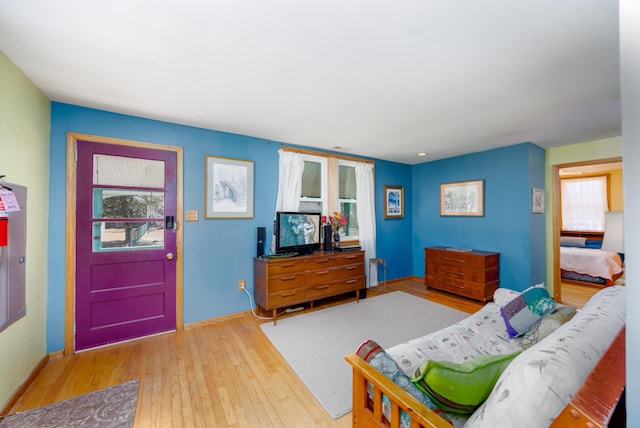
top-left (417, 152), bottom-right (427, 157)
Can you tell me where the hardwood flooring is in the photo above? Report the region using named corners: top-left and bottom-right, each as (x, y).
top-left (5, 279), bottom-right (483, 427)
top-left (559, 281), bottom-right (601, 308)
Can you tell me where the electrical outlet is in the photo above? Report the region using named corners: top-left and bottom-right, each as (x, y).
top-left (238, 279), bottom-right (246, 291)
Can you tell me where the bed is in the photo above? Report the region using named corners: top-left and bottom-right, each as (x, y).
top-left (560, 237), bottom-right (624, 286)
top-left (345, 286), bottom-right (626, 428)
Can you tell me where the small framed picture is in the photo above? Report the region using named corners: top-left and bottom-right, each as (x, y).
top-left (384, 185), bottom-right (404, 219)
top-left (532, 188), bottom-right (544, 214)
top-left (205, 155), bottom-right (254, 219)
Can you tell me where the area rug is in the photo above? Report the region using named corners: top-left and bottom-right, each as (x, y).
top-left (0, 379), bottom-right (139, 428)
top-left (260, 291), bottom-right (467, 419)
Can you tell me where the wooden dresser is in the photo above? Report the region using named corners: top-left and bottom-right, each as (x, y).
top-left (424, 246), bottom-right (499, 302)
top-left (254, 251), bottom-right (365, 324)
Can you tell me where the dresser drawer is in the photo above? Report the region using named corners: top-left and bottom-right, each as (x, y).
top-left (306, 268), bottom-right (338, 286)
top-left (267, 259), bottom-right (307, 276)
top-left (304, 256), bottom-right (335, 270)
top-left (333, 252), bottom-right (364, 266)
top-left (335, 263), bottom-right (364, 280)
top-left (306, 283), bottom-right (339, 299)
top-left (269, 272), bottom-right (306, 291)
top-left (336, 276), bottom-right (365, 294)
top-left (268, 287), bottom-right (306, 307)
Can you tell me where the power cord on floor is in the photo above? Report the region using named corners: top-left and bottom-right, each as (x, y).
top-left (243, 286), bottom-right (285, 320)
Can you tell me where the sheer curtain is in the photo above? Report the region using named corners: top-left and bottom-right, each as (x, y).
top-left (355, 162), bottom-right (377, 287)
top-left (561, 177), bottom-right (609, 231)
top-left (271, 149), bottom-right (305, 254)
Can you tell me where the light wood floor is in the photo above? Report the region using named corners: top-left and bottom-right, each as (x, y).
top-left (4, 279), bottom-right (482, 427)
top-left (559, 281), bottom-right (601, 308)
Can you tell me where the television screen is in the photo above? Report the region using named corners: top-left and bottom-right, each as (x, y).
top-left (276, 212), bottom-right (321, 255)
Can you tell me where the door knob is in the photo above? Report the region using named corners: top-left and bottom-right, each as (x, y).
top-left (166, 252), bottom-right (175, 260)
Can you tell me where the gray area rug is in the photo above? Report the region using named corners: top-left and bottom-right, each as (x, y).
top-left (0, 379), bottom-right (139, 428)
top-left (260, 291), bottom-right (467, 419)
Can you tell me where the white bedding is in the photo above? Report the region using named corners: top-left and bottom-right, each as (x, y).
top-left (560, 246), bottom-right (623, 280)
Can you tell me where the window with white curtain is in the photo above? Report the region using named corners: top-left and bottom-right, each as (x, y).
top-left (561, 175), bottom-right (609, 231)
top-left (297, 155), bottom-right (360, 240)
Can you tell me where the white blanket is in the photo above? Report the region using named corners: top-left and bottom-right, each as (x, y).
top-left (560, 246), bottom-right (623, 280)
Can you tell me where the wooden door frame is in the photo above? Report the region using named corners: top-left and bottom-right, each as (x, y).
top-left (552, 156), bottom-right (622, 302)
top-left (64, 132), bottom-right (184, 356)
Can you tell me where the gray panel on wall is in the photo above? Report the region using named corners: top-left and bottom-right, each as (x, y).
top-left (0, 182), bottom-right (27, 332)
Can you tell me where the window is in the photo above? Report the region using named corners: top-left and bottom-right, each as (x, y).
top-left (339, 162), bottom-right (358, 239)
top-left (297, 154), bottom-right (359, 241)
top-left (561, 175), bottom-right (609, 231)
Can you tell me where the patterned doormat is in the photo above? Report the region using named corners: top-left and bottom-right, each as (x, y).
top-left (0, 379), bottom-right (139, 428)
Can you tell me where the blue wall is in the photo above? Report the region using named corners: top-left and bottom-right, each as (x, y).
top-left (46, 102), bottom-right (414, 351)
top-left (411, 143), bottom-right (546, 291)
top-left (47, 103), bottom-right (543, 351)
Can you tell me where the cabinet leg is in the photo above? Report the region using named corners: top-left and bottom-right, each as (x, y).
top-left (273, 309), bottom-right (277, 326)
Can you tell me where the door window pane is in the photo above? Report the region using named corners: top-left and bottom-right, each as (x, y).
top-left (93, 221), bottom-right (164, 251)
top-left (93, 154), bottom-right (164, 188)
top-left (93, 189), bottom-right (164, 219)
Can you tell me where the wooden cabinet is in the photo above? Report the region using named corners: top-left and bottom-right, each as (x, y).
top-left (424, 246), bottom-right (499, 302)
top-left (254, 251), bottom-right (365, 324)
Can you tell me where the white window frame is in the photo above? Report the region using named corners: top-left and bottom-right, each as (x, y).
top-left (300, 154), bottom-right (327, 214)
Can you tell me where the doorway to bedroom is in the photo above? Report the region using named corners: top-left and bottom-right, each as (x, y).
top-left (552, 157), bottom-right (623, 307)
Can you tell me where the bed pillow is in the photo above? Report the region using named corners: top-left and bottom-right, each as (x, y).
top-left (560, 236), bottom-right (587, 247)
top-left (500, 286), bottom-right (555, 338)
top-left (519, 305), bottom-right (577, 349)
top-left (410, 351), bottom-right (521, 414)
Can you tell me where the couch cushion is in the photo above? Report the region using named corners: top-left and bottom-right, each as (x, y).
top-left (410, 351), bottom-right (521, 414)
top-left (464, 286), bottom-right (626, 428)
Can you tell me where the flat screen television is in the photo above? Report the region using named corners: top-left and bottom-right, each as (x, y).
top-left (275, 211), bottom-right (322, 255)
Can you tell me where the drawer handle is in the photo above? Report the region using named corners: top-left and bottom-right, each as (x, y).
top-left (345, 266), bottom-right (357, 271)
top-left (313, 258), bottom-right (330, 263)
top-left (280, 275), bottom-right (297, 281)
top-left (314, 285), bottom-right (330, 290)
top-left (442, 269), bottom-right (464, 276)
top-left (442, 256), bottom-right (464, 263)
top-left (345, 255), bottom-right (358, 259)
top-left (345, 279), bottom-right (359, 284)
top-left (280, 263), bottom-right (296, 268)
top-left (280, 290), bottom-right (297, 297)
top-left (314, 270), bottom-right (331, 276)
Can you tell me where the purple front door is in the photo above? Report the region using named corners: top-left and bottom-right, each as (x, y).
top-left (75, 140), bottom-right (177, 351)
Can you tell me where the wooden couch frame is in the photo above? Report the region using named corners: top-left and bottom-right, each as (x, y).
top-left (345, 326), bottom-right (625, 428)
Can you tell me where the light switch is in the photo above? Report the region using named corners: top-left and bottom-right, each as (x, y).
top-left (185, 210), bottom-right (199, 222)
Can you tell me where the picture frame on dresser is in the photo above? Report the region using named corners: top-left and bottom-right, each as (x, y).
top-left (383, 185), bottom-right (404, 219)
top-left (440, 179), bottom-right (484, 216)
top-left (205, 155), bottom-right (254, 219)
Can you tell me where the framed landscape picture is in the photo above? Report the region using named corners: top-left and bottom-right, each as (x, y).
top-left (205, 155), bottom-right (254, 219)
top-left (384, 185), bottom-right (404, 219)
top-left (440, 179), bottom-right (484, 216)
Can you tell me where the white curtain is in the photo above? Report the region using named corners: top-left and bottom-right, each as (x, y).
top-left (271, 149), bottom-right (305, 253)
top-left (355, 162), bottom-right (377, 287)
top-left (561, 177), bottom-right (609, 231)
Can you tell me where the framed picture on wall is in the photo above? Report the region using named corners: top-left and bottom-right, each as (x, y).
top-left (384, 185), bottom-right (404, 219)
top-left (205, 155), bottom-right (254, 219)
top-left (440, 179), bottom-right (484, 216)
top-left (532, 187), bottom-right (544, 213)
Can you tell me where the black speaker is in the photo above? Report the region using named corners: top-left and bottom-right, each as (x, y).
top-left (323, 224), bottom-right (333, 252)
top-left (257, 226), bottom-right (266, 257)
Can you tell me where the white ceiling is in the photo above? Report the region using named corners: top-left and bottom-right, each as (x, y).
top-left (0, 0), bottom-right (620, 165)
